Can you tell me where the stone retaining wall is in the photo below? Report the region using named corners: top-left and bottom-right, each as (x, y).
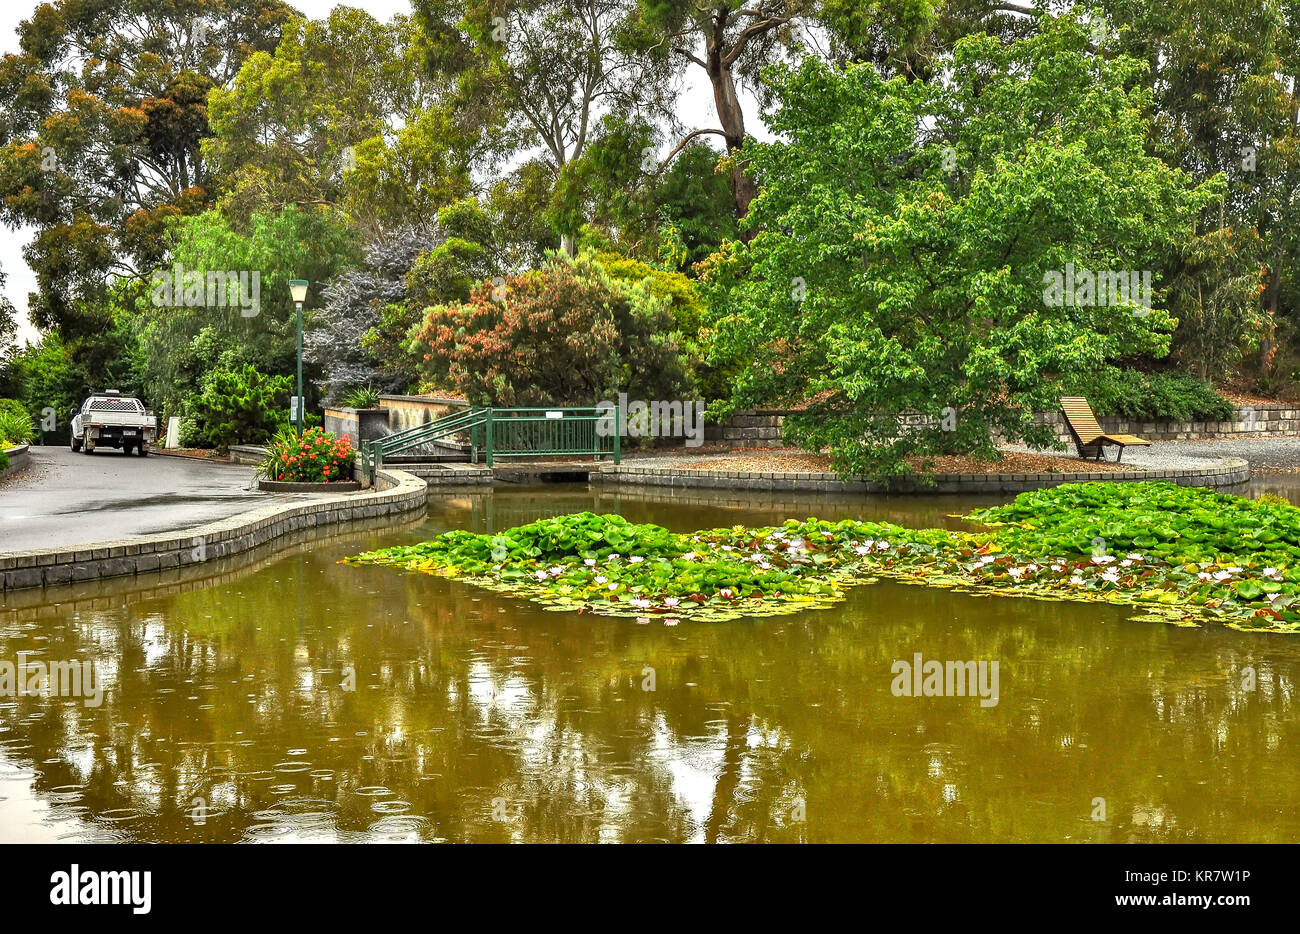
top-left (1034, 405), bottom-right (1300, 444)
top-left (593, 457), bottom-right (1250, 495)
top-left (379, 394), bottom-right (468, 433)
top-left (707, 405), bottom-right (1300, 448)
top-left (0, 467), bottom-right (428, 593)
top-left (323, 406), bottom-right (391, 446)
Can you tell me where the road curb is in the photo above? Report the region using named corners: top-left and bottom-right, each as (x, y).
top-left (0, 467), bottom-right (427, 592)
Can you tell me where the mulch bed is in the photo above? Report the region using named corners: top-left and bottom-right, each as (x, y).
top-left (152, 448), bottom-right (230, 461)
top-left (675, 447), bottom-right (1126, 475)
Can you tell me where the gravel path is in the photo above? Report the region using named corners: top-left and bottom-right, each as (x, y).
top-left (626, 438), bottom-right (1292, 473)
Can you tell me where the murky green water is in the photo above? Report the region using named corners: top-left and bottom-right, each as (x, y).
top-left (2, 483), bottom-right (1298, 843)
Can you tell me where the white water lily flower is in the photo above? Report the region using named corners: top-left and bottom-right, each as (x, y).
top-left (629, 555), bottom-right (644, 563)
top-left (548, 565), bottom-right (565, 576)
top-left (534, 570), bottom-right (548, 581)
top-left (1213, 571), bottom-right (1233, 582)
top-left (1224, 566), bottom-right (1242, 574)
top-left (608, 583), bottom-right (619, 591)
top-left (1026, 564), bottom-right (1038, 573)
top-left (720, 588), bottom-right (734, 599)
top-left (1197, 572), bottom-right (1213, 582)
top-left (1069, 575), bottom-right (1085, 586)
top-left (855, 545), bottom-right (872, 556)
top-left (1101, 570), bottom-right (1120, 583)
top-left (594, 575), bottom-right (608, 584)
top-left (1008, 567), bottom-right (1026, 580)
top-left (607, 553), bottom-right (621, 561)
top-left (758, 560), bottom-right (772, 570)
top-left (1120, 559), bottom-right (1133, 568)
top-left (629, 597), bottom-right (651, 609)
top-left (681, 552), bottom-right (697, 561)
top-left (1091, 555), bottom-right (1115, 565)
top-left (721, 545), bottom-right (733, 552)
top-left (1126, 553), bottom-right (1143, 561)
top-left (584, 558), bottom-right (597, 566)
top-left (1264, 567), bottom-right (1281, 579)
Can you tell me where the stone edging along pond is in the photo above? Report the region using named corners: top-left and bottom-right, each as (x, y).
top-left (0, 467), bottom-right (427, 593)
top-left (593, 457), bottom-right (1251, 494)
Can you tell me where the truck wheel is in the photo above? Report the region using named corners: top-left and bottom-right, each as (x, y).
top-left (122, 441), bottom-right (134, 456)
top-left (82, 432), bottom-right (94, 454)
top-left (71, 434), bottom-right (81, 452)
top-left (137, 443), bottom-right (149, 457)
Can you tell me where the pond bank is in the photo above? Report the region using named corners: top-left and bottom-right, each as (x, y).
top-left (0, 465), bottom-right (426, 592)
top-left (594, 455), bottom-right (1250, 494)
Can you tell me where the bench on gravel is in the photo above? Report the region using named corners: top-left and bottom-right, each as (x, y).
top-left (1060, 397), bottom-right (1152, 463)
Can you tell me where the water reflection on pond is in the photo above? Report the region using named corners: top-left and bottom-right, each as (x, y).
top-left (1, 481), bottom-right (1299, 843)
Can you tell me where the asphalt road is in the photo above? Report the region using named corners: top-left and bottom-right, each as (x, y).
top-left (0, 446), bottom-right (304, 553)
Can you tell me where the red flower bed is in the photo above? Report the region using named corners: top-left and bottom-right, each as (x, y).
top-left (266, 428), bottom-right (356, 483)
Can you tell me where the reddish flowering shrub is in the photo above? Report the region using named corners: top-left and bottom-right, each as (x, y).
top-left (262, 427), bottom-right (356, 483)
top-left (409, 252), bottom-right (692, 405)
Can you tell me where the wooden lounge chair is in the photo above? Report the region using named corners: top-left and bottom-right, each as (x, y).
top-left (1060, 397), bottom-right (1152, 463)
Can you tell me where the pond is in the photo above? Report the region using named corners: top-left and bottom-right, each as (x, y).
top-left (2, 481), bottom-right (1298, 843)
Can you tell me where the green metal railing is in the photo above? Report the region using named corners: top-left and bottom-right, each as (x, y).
top-left (361, 405), bottom-right (620, 484)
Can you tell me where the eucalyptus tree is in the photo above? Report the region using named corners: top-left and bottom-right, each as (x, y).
top-left (204, 8), bottom-right (500, 236)
top-left (0, 0), bottom-right (295, 338)
top-left (415, 0), bottom-right (677, 253)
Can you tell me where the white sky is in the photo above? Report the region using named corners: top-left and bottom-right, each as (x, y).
top-left (0, 0), bottom-right (768, 348)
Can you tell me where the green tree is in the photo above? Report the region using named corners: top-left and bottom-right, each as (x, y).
top-left (134, 205), bottom-right (358, 421)
top-left (205, 8), bottom-right (492, 233)
top-left (416, 0), bottom-right (675, 253)
top-left (703, 15), bottom-right (1220, 478)
top-left (0, 0), bottom-right (293, 337)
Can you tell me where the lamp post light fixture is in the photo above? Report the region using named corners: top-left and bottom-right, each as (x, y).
top-left (288, 279), bottom-right (309, 435)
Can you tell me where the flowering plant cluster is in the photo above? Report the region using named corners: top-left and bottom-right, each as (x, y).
top-left (263, 427), bottom-right (356, 483)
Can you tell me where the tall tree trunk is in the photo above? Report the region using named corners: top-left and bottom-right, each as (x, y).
top-left (707, 34), bottom-right (757, 229)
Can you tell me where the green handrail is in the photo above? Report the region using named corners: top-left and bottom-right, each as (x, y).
top-left (361, 404), bottom-right (620, 485)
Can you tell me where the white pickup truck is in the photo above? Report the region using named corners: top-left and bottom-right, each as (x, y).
top-left (70, 391), bottom-right (157, 456)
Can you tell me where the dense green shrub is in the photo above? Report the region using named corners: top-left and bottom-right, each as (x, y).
top-left (190, 364), bottom-right (292, 451)
top-left (0, 401), bottom-right (35, 445)
top-left (411, 251), bottom-right (693, 406)
top-left (1076, 371), bottom-right (1234, 422)
top-left (342, 384), bottom-right (381, 409)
